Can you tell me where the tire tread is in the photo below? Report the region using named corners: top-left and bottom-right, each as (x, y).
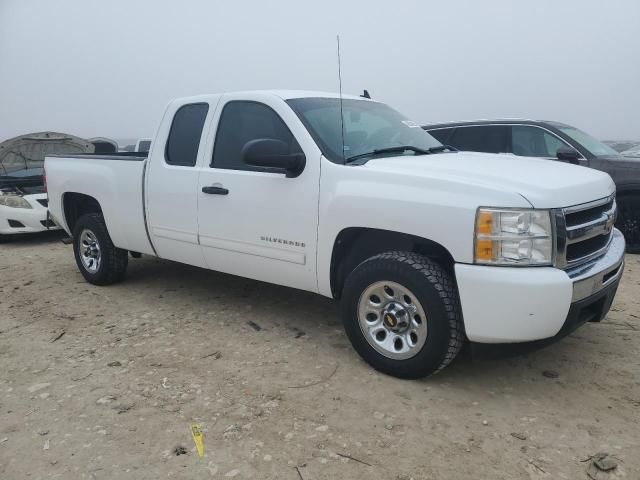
top-left (367, 251), bottom-right (465, 373)
top-left (342, 250), bottom-right (465, 378)
top-left (73, 213), bottom-right (128, 285)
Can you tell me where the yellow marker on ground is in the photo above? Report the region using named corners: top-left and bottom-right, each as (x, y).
top-left (191, 424), bottom-right (204, 458)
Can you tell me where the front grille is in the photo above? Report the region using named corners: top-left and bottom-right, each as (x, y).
top-left (556, 195), bottom-right (616, 269)
top-left (40, 219), bottom-right (56, 228)
top-left (37, 199), bottom-right (48, 207)
top-left (566, 234), bottom-right (610, 262)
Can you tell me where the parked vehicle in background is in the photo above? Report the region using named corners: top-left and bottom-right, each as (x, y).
top-left (0, 132), bottom-right (93, 239)
top-left (135, 138), bottom-right (152, 153)
top-left (424, 120), bottom-right (640, 252)
top-left (621, 145), bottom-right (640, 159)
top-left (46, 91), bottom-right (624, 378)
top-left (89, 137), bottom-right (118, 154)
top-left (605, 140), bottom-right (640, 153)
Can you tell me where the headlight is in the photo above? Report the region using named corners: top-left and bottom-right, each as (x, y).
top-left (0, 194), bottom-right (32, 209)
top-left (474, 208), bottom-right (553, 265)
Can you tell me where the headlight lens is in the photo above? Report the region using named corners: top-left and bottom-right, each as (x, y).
top-left (0, 194), bottom-right (33, 209)
top-left (475, 208), bottom-right (553, 265)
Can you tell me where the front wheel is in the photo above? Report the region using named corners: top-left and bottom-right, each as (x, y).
top-left (72, 213), bottom-right (128, 285)
top-left (341, 251), bottom-right (464, 379)
top-left (616, 194), bottom-right (640, 253)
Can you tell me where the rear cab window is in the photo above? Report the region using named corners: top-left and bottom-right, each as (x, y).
top-left (165, 103), bottom-right (209, 167)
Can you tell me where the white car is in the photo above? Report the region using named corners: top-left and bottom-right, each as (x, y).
top-left (0, 132), bottom-right (94, 239)
top-left (45, 91), bottom-right (625, 378)
top-left (0, 168), bottom-right (55, 237)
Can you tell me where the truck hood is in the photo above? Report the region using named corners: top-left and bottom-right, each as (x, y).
top-left (364, 151), bottom-right (615, 209)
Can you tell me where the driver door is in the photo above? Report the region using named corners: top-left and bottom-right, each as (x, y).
top-left (196, 94), bottom-right (321, 293)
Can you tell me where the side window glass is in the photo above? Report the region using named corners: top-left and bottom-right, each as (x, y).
top-left (428, 128), bottom-right (453, 144)
top-left (512, 126), bottom-right (567, 157)
top-left (543, 132), bottom-right (567, 157)
top-left (212, 101), bottom-right (302, 171)
top-left (165, 103), bottom-right (209, 166)
top-left (450, 126), bottom-right (508, 153)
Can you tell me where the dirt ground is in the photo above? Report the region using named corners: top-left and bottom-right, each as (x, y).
top-left (0, 232), bottom-right (638, 480)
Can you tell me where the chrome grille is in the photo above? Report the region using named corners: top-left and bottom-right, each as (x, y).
top-left (555, 195), bottom-right (616, 269)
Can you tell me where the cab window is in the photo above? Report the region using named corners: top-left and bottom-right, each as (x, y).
top-left (211, 101), bottom-right (302, 172)
top-left (427, 128), bottom-right (454, 145)
top-left (165, 103), bottom-right (209, 167)
top-left (511, 126), bottom-right (567, 158)
top-left (449, 125), bottom-right (508, 153)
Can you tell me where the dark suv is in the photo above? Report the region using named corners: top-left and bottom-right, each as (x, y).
top-left (423, 120), bottom-right (640, 252)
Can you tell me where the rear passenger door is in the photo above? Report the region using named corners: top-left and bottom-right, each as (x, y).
top-left (146, 101), bottom-right (214, 267)
top-left (448, 125), bottom-right (509, 154)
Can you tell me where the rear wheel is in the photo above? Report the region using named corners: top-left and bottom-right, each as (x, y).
top-left (72, 213), bottom-right (128, 285)
top-left (616, 194), bottom-right (640, 253)
top-left (341, 251), bottom-right (464, 379)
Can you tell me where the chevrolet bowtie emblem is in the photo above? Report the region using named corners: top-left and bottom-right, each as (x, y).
top-left (605, 212), bottom-right (615, 231)
top-left (384, 314), bottom-right (397, 327)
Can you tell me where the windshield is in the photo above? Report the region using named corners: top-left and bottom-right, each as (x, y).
top-left (0, 167), bottom-right (44, 190)
top-left (0, 152), bottom-right (44, 176)
top-left (287, 97), bottom-right (442, 163)
top-left (1, 167), bottom-right (43, 178)
top-left (558, 127), bottom-right (618, 156)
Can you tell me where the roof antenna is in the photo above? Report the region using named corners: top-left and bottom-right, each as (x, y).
top-left (361, 90), bottom-right (371, 99)
top-left (337, 34), bottom-right (346, 164)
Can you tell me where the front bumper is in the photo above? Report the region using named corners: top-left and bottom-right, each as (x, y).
top-left (455, 228), bottom-right (625, 343)
top-left (0, 194), bottom-right (59, 235)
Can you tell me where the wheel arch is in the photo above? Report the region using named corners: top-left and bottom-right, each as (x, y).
top-left (329, 227), bottom-right (456, 298)
top-left (62, 192), bottom-right (103, 233)
top-left (615, 184), bottom-right (640, 196)
top-left (615, 186), bottom-right (640, 253)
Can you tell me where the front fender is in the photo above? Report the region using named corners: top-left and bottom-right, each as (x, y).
top-left (316, 159), bottom-right (529, 296)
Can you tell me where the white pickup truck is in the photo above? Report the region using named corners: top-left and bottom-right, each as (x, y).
top-left (45, 91), bottom-right (625, 378)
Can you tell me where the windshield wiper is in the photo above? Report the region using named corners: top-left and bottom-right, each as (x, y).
top-left (427, 145), bottom-right (458, 153)
top-left (345, 145), bottom-right (430, 164)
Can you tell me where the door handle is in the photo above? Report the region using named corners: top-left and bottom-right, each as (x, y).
top-left (202, 185), bottom-right (229, 195)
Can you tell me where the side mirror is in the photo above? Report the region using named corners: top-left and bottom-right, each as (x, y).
top-left (556, 146), bottom-right (581, 163)
top-left (241, 139), bottom-right (305, 178)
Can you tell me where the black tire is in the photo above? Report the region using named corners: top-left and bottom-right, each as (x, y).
top-left (616, 194), bottom-right (640, 254)
top-left (72, 213), bottom-right (128, 285)
top-left (341, 251), bottom-right (464, 379)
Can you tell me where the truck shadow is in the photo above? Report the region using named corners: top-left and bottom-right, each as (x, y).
top-left (121, 255), bottom-right (615, 385)
top-left (0, 230), bottom-right (67, 246)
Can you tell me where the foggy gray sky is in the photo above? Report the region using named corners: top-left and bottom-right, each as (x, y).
top-left (1, 0), bottom-right (639, 143)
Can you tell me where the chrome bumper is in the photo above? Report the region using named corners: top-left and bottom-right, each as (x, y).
top-left (568, 228), bottom-right (625, 302)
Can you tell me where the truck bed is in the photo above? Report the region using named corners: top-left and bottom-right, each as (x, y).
top-left (45, 153), bottom-right (155, 256)
top-left (47, 151), bottom-right (149, 160)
